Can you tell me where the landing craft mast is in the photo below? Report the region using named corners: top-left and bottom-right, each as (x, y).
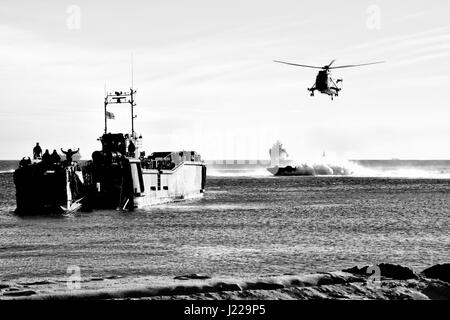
top-left (104, 89), bottom-right (137, 137)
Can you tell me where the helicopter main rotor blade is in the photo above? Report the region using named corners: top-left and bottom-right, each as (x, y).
top-left (326, 59), bottom-right (337, 68)
top-left (329, 61), bottom-right (385, 69)
top-left (273, 60), bottom-right (324, 69)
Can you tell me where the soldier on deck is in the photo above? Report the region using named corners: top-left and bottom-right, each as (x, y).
top-left (41, 149), bottom-right (51, 163)
top-left (50, 149), bottom-right (61, 163)
top-left (19, 157), bottom-right (31, 167)
top-left (61, 148), bottom-right (79, 164)
top-left (128, 140), bottom-right (136, 157)
top-left (33, 142), bottom-right (42, 160)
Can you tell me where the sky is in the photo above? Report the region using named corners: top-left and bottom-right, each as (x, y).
top-left (0, 0), bottom-right (449, 160)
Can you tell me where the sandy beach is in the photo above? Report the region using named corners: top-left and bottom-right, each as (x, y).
top-left (1, 263), bottom-right (448, 300)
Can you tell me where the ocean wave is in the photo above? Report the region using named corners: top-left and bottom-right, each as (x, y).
top-left (0, 170), bottom-right (14, 174)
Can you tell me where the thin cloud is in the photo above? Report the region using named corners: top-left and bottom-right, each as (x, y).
top-left (393, 10), bottom-right (433, 24)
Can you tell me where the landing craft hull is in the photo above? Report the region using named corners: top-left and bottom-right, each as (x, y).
top-left (267, 166), bottom-right (315, 176)
top-left (86, 140), bottom-right (207, 211)
top-left (14, 163), bottom-right (86, 215)
top-left (134, 161), bottom-right (206, 208)
top-left (267, 165), bottom-right (352, 176)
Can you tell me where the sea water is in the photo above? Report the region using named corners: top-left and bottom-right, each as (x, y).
top-left (0, 162), bottom-right (449, 282)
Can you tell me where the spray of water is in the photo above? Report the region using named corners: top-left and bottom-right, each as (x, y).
top-left (283, 154), bottom-right (357, 176)
top-left (265, 141), bottom-right (450, 179)
top-left (269, 141), bottom-right (356, 176)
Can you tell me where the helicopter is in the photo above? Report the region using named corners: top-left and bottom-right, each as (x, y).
top-left (274, 59), bottom-right (384, 100)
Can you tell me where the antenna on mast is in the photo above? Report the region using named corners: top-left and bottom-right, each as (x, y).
top-left (103, 82), bottom-right (108, 134)
top-left (103, 56), bottom-right (137, 137)
top-left (129, 53), bottom-right (136, 137)
top-left (131, 52), bottom-right (134, 89)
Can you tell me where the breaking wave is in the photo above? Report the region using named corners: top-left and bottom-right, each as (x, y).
top-left (207, 159), bottom-right (450, 179)
top-left (287, 162), bottom-right (355, 176)
top-left (282, 156), bottom-right (359, 176)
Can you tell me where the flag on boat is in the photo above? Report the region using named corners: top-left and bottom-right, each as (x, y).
top-left (106, 111), bottom-right (115, 119)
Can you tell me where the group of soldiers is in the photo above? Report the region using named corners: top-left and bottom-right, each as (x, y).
top-left (19, 142), bottom-right (80, 167)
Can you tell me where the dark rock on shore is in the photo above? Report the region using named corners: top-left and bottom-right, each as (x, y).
top-left (174, 274), bottom-right (211, 280)
top-left (421, 281), bottom-right (450, 300)
top-left (3, 290), bottom-right (36, 297)
top-left (89, 277), bottom-right (105, 282)
top-left (421, 264), bottom-right (450, 283)
top-left (18, 280), bottom-right (56, 286)
top-left (212, 282), bottom-right (243, 292)
top-left (343, 263), bottom-right (417, 280)
top-left (244, 281), bottom-right (284, 290)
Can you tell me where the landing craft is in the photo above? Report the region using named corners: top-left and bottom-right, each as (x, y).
top-left (274, 59), bottom-right (385, 100)
top-left (267, 141), bottom-right (352, 176)
top-left (13, 87), bottom-right (207, 215)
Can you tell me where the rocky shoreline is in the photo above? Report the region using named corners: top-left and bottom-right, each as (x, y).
top-left (1, 263), bottom-right (449, 300)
